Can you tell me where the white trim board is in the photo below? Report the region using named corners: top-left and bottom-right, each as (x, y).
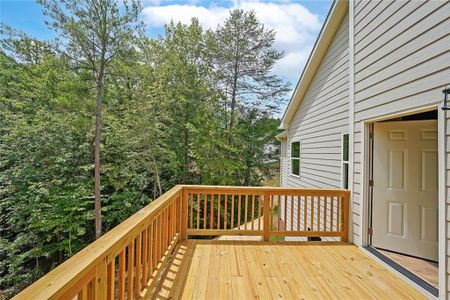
top-left (348, 0), bottom-right (355, 244)
top-left (437, 107), bottom-right (446, 299)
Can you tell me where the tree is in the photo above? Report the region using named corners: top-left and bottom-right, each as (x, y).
top-left (0, 49), bottom-right (94, 298)
top-left (37, 0), bottom-right (143, 238)
top-left (151, 19), bottom-right (220, 184)
top-left (214, 9), bottom-right (290, 146)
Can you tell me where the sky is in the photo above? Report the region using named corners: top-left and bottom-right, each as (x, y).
top-left (0, 0), bottom-right (332, 108)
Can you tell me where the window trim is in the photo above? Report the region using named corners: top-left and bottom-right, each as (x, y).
top-left (290, 140), bottom-right (301, 177)
top-left (341, 133), bottom-right (349, 189)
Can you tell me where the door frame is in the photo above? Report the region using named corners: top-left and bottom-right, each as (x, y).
top-left (358, 104), bottom-right (445, 298)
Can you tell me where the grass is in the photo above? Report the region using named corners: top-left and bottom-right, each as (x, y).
top-left (268, 202), bottom-right (285, 242)
top-left (262, 171), bottom-right (284, 241)
top-left (264, 171), bottom-right (280, 187)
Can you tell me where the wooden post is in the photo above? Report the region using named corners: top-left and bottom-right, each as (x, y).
top-left (263, 192), bottom-right (270, 241)
top-left (341, 192), bottom-right (350, 242)
top-left (95, 258), bottom-right (107, 300)
top-left (181, 188), bottom-right (188, 240)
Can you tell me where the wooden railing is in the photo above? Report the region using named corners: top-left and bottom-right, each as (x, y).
top-left (15, 186), bottom-right (183, 300)
top-left (14, 185), bottom-right (349, 300)
top-left (184, 186), bottom-right (349, 241)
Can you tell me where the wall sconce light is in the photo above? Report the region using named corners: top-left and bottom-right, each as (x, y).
top-left (442, 86), bottom-right (450, 110)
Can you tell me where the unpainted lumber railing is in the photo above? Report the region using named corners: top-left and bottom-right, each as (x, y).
top-left (14, 185), bottom-right (349, 299)
top-left (183, 186), bottom-right (349, 241)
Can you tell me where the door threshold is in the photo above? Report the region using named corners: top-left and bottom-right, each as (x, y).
top-left (363, 246), bottom-right (438, 297)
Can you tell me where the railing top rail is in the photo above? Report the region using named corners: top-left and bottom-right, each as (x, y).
top-left (15, 185), bottom-right (183, 300)
top-left (182, 185), bottom-right (351, 196)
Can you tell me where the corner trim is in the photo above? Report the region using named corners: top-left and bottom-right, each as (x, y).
top-left (348, 0), bottom-right (355, 244)
top-left (437, 108), bottom-right (447, 299)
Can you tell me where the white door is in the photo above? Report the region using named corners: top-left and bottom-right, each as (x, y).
top-left (372, 120), bottom-right (438, 261)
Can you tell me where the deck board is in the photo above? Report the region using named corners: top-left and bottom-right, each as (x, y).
top-left (154, 240), bottom-right (425, 299)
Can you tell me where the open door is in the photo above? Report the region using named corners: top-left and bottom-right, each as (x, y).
top-left (372, 120), bottom-right (438, 261)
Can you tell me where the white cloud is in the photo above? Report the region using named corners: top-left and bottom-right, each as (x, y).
top-left (141, 1), bottom-right (323, 84)
top-left (143, 5), bottom-right (229, 29)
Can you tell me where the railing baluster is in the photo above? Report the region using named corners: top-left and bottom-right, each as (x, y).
top-left (79, 285), bottom-right (88, 300)
top-left (127, 239), bottom-right (134, 300)
top-left (330, 196), bottom-right (334, 232)
top-left (203, 193), bottom-right (207, 230)
top-left (263, 192), bottom-right (270, 241)
top-left (237, 195), bottom-right (241, 229)
top-left (96, 258), bottom-right (107, 300)
top-left (217, 193), bottom-right (221, 229)
top-left (290, 194), bottom-right (294, 231)
top-left (172, 202), bottom-right (175, 239)
top-left (342, 194), bottom-right (349, 242)
top-left (196, 193), bottom-right (200, 230)
top-left (148, 222), bottom-right (153, 277)
top-left (142, 228), bottom-right (148, 287)
top-left (311, 196), bottom-right (315, 231)
top-left (324, 196), bottom-right (328, 232)
top-left (231, 194), bottom-right (235, 229)
top-left (258, 194), bottom-right (262, 231)
top-left (297, 194), bottom-right (301, 231)
top-left (153, 220), bottom-right (157, 271)
top-left (277, 195), bottom-right (280, 230)
top-left (318, 196), bottom-right (321, 232)
top-left (189, 193), bottom-right (193, 230)
top-left (224, 194), bottom-right (228, 230)
top-left (135, 232), bottom-right (141, 296)
top-left (304, 195), bottom-right (308, 232)
top-left (118, 249), bottom-right (125, 300)
top-left (163, 208), bottom-right (166, 249)
top-left (244, 194), bottom-right (248, 230)
top-left (156, 215), bottom-right (160, 269)
top-left (337, 196), bottom-right (341, 232)
top-left (284, 194), bottom-right (287, 231)
top-left (251, 194), bottom-right (255, 230)
top-left (106, 258), bottom-right (116, 300)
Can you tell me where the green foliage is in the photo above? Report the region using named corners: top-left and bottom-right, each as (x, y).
top-left (0, 5), bottom-right (287, 298)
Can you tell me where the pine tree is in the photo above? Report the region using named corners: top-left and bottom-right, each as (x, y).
top-left (214, 9), bottom-right (290, 146)
top-left (37, 0), bottom-right (143, 238)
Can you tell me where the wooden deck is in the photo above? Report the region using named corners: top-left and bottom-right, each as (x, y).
top-left (155, 240), bottom-right (425, 299)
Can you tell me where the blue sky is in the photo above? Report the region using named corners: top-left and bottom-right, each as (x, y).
top-left (1, 0), bottom-right (332, 105)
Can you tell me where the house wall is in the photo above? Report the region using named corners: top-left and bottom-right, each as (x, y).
top-left (280, 139), bottom-right (288, 187)
top-left (280, 12), bottom-right (349, 231)
top-left (352, 0), bottom-right (450, 296)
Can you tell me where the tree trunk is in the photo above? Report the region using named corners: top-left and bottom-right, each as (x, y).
top-left (182, 102), bottom-right (189, 183)
top-left (94, 76), bottom-right (104, 239)
top-left (228, 75), bottom-right (238, 146)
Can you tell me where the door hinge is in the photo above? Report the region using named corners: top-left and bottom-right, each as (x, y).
top-left (369, 132), bottom-right (374, 139)
top-left (368, 228), bottom-right (373, 235)
top-left (369, 179), bottom-right (374, 187)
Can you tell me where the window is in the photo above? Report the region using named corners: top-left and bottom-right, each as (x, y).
top-left (291, 141), bottom-right (300, 176)
top-left (342, 134), bottom-right (349, 189)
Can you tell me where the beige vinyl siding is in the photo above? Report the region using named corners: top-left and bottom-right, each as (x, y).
top-left (352, 0), bottom-right (450, 254)
top-left (280, 12), bottom-right (349, 239)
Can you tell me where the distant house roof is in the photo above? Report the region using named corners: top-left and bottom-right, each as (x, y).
top-left (279, 0), bottom-right (348, 130)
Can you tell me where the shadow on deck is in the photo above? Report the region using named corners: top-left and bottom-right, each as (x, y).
top-left (154, 240), bottom-right (425, 299)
